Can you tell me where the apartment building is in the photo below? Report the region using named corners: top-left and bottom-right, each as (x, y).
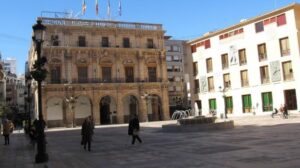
top-left (189, 3), bottom-right (300, 117)
top-left (165, 37), bottom-right (191, 114)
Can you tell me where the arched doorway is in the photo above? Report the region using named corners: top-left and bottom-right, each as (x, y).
top-left (146, 94), bottom-right (162, 121)
top-left (74, 96), bottom-right (92, 126)
top-left (123, 95), bottom-right (139, 123)
top-left (46, 97), bottom-right (64, 127)
top-left (100, 96), bottom-right (117, 124)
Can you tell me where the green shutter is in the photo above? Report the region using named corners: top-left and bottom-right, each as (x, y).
top-left (226, 97), bottom-right (233, 108)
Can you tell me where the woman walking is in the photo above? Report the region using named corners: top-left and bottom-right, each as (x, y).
top-left (2, 119), bottom-right (14, 145)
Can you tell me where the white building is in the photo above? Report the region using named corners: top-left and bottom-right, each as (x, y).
top-left (189, 3), bottom-right (300, 117)
top-left (4, 57), bottom-right (17, 75)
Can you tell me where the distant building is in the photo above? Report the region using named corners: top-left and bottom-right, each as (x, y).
top-left (4, 57), bottom-right (17, 74)
top-left (188, 3), bottom-right (300, 117)
top-left (164, 37), bottom-right (191, 114)
top-left (28, 17), bottom-right (170, 127)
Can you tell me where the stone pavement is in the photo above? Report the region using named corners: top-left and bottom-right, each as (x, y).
top-left (1, 114), bottom-right (300, 168)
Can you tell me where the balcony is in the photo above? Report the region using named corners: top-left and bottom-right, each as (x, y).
top-left (46, 77), bottom-right (163, 84)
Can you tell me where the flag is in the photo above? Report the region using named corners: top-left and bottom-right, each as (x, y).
top-left (82, 0), bottom-right (87, 15)
top-left (118, 0), bottom-right (122, 16)
top-left (107, 0), bottom-right (111, 19)
top-left (96, 0), bottom-right (99, 15)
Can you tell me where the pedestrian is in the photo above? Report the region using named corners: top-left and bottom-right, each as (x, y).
top-left (128, 114), bottom-right (142, 145)
top-left (81, 116), bottom-right (94, 151)
top-left (283, 104), bottom-right (288, 119)
top-left (2, 118), bottom-right (14, 145)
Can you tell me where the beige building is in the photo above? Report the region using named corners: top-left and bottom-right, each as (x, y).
top-left (28, 17), bottom-right (170, 127)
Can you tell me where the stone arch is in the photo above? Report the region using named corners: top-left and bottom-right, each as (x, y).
top-left (99, 95), bottom-right (117, 124)
top-left (145, 94), bottom-right (163, 121)
top-left (46, 97), bottom-right (64, 127)
top-left (122, 94), bottom-right (139, 123)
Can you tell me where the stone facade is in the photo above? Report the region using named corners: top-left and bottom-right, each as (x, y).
top-left (28, 17), bottom-right (170, 127)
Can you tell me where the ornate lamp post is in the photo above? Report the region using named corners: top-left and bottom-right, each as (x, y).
top-left (25, 74), bottom-right (32, 129)
top-left (31, 19), bottom-right (48, 163)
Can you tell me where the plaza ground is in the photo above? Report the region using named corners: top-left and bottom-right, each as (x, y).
top-left (1, 114), bottom-right (300, 168)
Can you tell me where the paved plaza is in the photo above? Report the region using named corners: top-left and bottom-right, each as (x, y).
top-left (1, 114), bottom-right (300, 168)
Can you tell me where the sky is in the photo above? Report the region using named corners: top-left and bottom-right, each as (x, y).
top-left (0, 0), bottom-right (300, 75)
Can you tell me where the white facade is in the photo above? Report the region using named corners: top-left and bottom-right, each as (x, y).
top-left (190, 4), bottom-right (300, 117)
top-left (4, 57), bottom-right (17, 75)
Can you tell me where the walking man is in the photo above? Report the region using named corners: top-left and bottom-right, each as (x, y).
top-left (128, 114), bottom-right (142, 145)
top-left (2, 118), bottom-right (14, 145)
top-left (81, 116), bottom-right (94, 151)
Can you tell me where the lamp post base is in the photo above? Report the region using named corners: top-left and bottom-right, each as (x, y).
top-left (34, 120), bottom-right (49, 163)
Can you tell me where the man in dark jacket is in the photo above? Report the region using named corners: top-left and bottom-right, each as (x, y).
top-left (128, 114), bottom-right (142, 145)
top-left (81, 116), bottom-right (94, 151)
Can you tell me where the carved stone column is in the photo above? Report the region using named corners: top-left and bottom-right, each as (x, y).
top-left (161, 84), bottom-right (170, 120)
top-left (139, 98), bottom-right (148, 122)
top-left (116, 94), bottom-right (124, 123)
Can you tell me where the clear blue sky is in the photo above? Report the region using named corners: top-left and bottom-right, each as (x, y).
top-left (0, 0), bottom-right (299, 75)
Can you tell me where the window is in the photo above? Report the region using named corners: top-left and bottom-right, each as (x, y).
top-left (51, 35), bottom-right (59, 46)
top-left (125, 67), bottom-right (134, 83)
top-left (191, 45), bottom-right (196, 53)
top-left (193, 62), bottom-right (198, 76)
top-left (258, 43), bottom-right (267, 61)
top-left (167, 66), bottom-right (173, 72)
top-left (282, 61), bottom-right (293, 81)
top-left (102, 37), bottom-right (109, 47)
top-left (102, 67), bottom-right (112, 82)
top-left (240, 70), bottom-right (249, 87)
top-left (204, 40), bottom-right (211, 49)
top-left (255, 21), bottom-right (264, 33)
top-left (194, 79), bottom-right (200, 93)
top-left (51, 66), bottom-right (61, 84)
top-left (226, 96), bottom-right (233, 114)
top-left (279, 37), bottom-right (290, 56)
top-left (209, 99), bottom-right (217, 110)
top-left (168, 75), bottom-right (174, 82)
top-left (166, 46), bottom-right (171, 52)
top-left (147, 38), bottom-right (154, 48)
top-left (208, 76), bottom-right (214, 92)
top-left (239, 49), bottom-right (247, 65)
top-left (148, 67), bottom-right (157, 82)
top-left (221, 54), bottom-right (229, 69)
top-left (78, 36), bottom-right (86, 47)
top-left (78, 66), bottom-right (88, 83)
top-left (166, 56), bottom-right (172, 62)
top-left (173, 66), bottom-right (180, 72)
top-left (262, 92), bottom-right (273, 112)
top-left (223, 73), bottom-right (231, 88)
top-left (172, 45), bottom-right (180, 52)
top-left (242, 94), bottom-right (252, 113)
top-left (173, 55), bottom-right (180, 62)
top-left (260, 66), bottom-right (270, 84)
top-left (123, 37), bottom-right (130, 48)
top-left (206, 58), bottom-right (213, 73)
top-left (277, 14), bottom-right (286, 26)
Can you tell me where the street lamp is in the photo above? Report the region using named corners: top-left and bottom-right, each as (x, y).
top-left (31, 19), bottom-right (48, 163)
top-left (25, 74), bottom-right (32, 130)
top-left (219, 86), bottom-right (228, 119)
